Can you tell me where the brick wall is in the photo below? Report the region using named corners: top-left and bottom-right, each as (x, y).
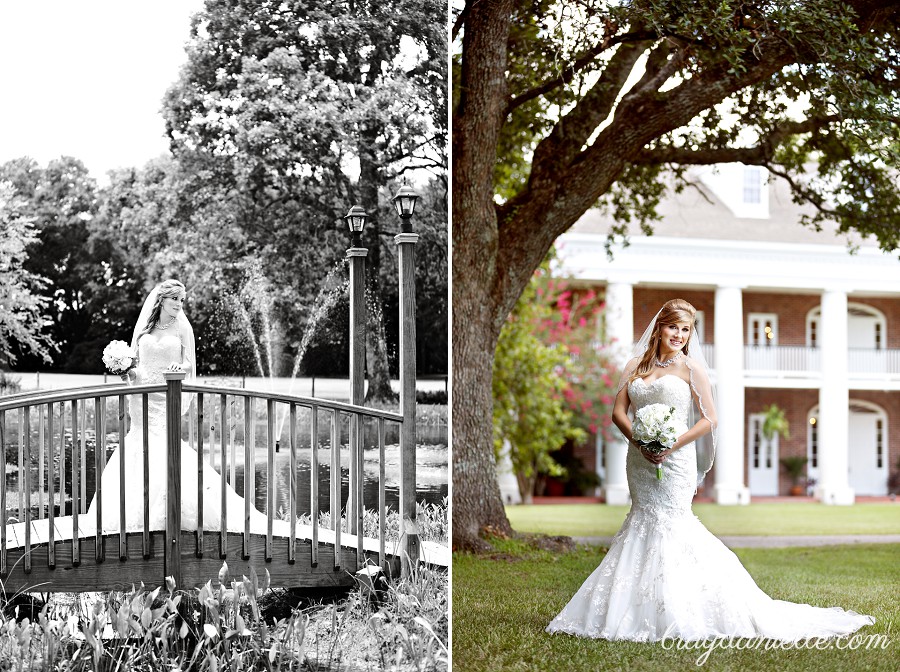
top-left (745, 388), bottom-right (818, 495)
top-left (583, 283), bottom-right (900, 498)
top-left (627, 287), bottom-right (900, 347)
top-left (744, 388), bottom-right (899, 496)
top-left (742, 293), bottom-right (820, 345)
top-left (632, 288), bottom-right (716, 343)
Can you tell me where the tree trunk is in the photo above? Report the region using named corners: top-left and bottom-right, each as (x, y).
top-left (358, 132), bottom-right (397, 403)
top-left (451, 0), bottom-right (517, 550)
top-left (516, 471), bottom-right (534, 506)
top-left (451, 283), bottom-right (512, 548)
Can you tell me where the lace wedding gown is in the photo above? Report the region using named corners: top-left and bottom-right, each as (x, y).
top-left (86, 333), bottom-right (267, 533)
top-left (546, 374), bottom-right (875, 642)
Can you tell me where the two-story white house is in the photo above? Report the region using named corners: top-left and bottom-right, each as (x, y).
top-left (557, 163), bottom-right (900, 505)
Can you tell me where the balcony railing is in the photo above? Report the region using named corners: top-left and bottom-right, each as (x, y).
top-left (743, 346), bottom-right (900, 375)
top-left (848, 348), bottom-right (900, 374)
top-left (744, 345), bottom-right (822, 374)
top-left (628, 343), bottom-right (900, 377)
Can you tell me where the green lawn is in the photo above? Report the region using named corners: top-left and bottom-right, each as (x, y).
top-left (506, 502), bottom-right (900, 537)
top-left (453, 540), bottom-right (900, 672)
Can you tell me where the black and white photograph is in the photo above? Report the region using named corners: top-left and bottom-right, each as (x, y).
top-left (0, 1), bottom-right (447, 669)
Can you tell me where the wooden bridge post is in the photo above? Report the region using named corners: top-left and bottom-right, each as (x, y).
top-left (347, 245), bottom-right (368, 537)
top-left (164, 371), bottom-right (186, 587)
top-left (394, 196), bottom-right (421, 576)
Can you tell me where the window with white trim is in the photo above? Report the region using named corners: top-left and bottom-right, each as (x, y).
top-left (748, 313), bottom-right (777, 347)
top-left (809, 416), bottom-right (818, 468)
top-left (743, 166), bottom-right (762, 204)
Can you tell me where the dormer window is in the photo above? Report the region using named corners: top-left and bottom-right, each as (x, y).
top-left (698, 163), bottom-right (770, 219)
top-left (743, 166), bottom-right (762, 204)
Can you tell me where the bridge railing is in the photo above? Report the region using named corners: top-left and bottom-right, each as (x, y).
top-left (0, 375), bottom-right (411, 591)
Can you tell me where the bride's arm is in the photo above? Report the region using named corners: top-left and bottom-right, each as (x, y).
top-left (178, 335), bottom-right (193, 374)
top-left (612, 359), bottom-right (661, 464)
top-left (165, 327), bottom-right (194, 374)
top-left (611, 384), bottom-right (633, 442)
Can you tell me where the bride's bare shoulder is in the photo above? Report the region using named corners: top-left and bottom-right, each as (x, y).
top-left (682, 356), bottom-right (712, 387)
top-left (684, 355), bottom-right (709, 373)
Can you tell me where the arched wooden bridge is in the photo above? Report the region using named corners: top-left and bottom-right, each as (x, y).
top-left (0, 374), bottom-right (446, 593)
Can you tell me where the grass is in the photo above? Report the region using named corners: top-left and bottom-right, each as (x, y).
top-left (452, 538), bottom-right (900, 672)
top-left (506, 502), bottom-right (900, 537)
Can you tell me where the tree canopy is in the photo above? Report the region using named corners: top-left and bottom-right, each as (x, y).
top-left (0, 182), bottom-right (55, 366)
top-left (161, 0), bottom-right (448, 397)
top-left (3, 2), bottom-right (447, 384)
top-left (452, 0), bottom-right (900, 549)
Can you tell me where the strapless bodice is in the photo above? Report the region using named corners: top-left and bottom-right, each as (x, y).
top-left (137, 333), bottom-right (182, 384)
top-left (628, 374), bottom-right (692, 424)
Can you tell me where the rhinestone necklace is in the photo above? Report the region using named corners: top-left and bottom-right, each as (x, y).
top-left (157, 316), bottom-right (177, 331)
top-left (655, 352), bottom-right (682, 368)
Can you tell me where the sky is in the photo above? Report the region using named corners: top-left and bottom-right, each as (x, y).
top-left (0, 0), bottom-right (205, 181)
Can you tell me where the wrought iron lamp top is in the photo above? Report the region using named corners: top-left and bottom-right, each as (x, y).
top-left (392, 185), bottom-right (419, 230)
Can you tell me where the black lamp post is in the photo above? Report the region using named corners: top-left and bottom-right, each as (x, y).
top-left (344, 204), bottom-right (368, 538)
top-left (392, 185), bottom-right (419, 233)
top-left (392, 184), bottom-right (420, 575)
top-left (344, 205), bottom-right (368, 248)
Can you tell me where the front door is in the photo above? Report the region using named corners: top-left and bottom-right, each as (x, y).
top-left (748, 414), bottom-right (778, 495)
top-left (848, 410), bottom-right (888, 496)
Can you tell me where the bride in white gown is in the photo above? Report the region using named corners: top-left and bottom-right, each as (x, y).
top-left (546, 299), bottom-right (875, 642)
top-left (87, 279), bottom-right (267, 533)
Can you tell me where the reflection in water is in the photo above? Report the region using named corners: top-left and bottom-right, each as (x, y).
top-left (236, 440), bottom-right (448, 516)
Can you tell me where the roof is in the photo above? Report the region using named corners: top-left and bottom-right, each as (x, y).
top-left (570, 165), bottom-right (879, 249)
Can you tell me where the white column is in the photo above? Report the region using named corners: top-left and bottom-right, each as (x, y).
top-left (495, 440), bottom-right (523, 505)
top-left (713, 286), bottom-right (750, 504)
top-left (602, 282), bottom-right (633, 505)
top-left (815, 289), bottom-right (854, 504)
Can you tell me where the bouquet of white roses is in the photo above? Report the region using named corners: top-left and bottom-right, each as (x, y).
top-left (632, 403), bottom-right (681, 480)
top-left (102, 340), bottom-right (137, 377)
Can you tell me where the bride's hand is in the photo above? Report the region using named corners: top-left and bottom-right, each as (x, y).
top-left (641, 447), bottom-right (667, 465)
top-left (638, 441), bottom-right (679, 465)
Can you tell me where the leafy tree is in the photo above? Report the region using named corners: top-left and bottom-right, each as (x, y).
top-left (0, 183), bottom-right (56, 366)
top-left (0, 157), bottom-right (122, 372)
top-left (493, 257), bottom-right (619, 502)
top-left (532, 270), bottom-right (619, 439)
top-left (452, 0), bottom-right (900, 549)
top-left (162, 0), bottom-right (447, 398)
top-left (493, 265), bottom-right (586, 503)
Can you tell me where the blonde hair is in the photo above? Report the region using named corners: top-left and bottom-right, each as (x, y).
top-left (629, 298), bottom-right (697, 383)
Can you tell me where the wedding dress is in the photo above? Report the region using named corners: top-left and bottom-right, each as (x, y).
top-left (86, 332), bottom-right (267, 533)
top-left (546, 374), bottom-right (875, 642)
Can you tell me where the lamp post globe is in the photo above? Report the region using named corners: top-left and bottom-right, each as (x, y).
top-left (344, 205), bottom-right (368, 248)
top-left (392, 185), bottom-right (419, 232)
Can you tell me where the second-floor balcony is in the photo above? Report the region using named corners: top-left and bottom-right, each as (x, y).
top-left (730, 345), bottom-right (899, 379)
top-left (743, 345), bottom-right (900, 377)
top-left (636, 344), bottom-right (900, 381)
